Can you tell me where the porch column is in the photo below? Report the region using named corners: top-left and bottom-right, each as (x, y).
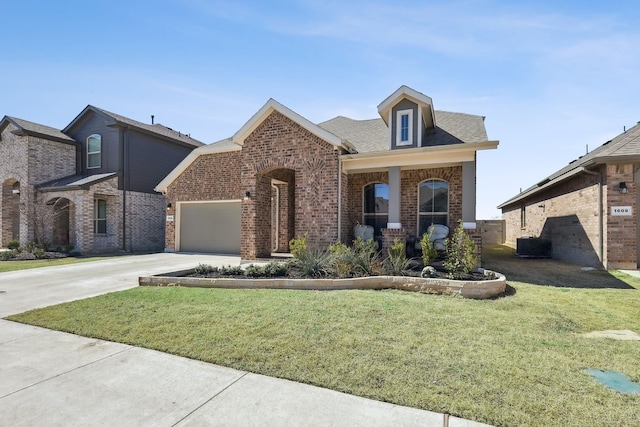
top-left (387, 166), bottom-right (401, 229)
top-left (382, 166), bottom-right (406, 256)
top-left (462, 160), bottom-right (476, 228)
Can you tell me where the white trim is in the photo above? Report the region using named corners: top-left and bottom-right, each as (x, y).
top-left (396, 109), bottom-right (413, 146)
top-left (388, 110), bottom-right (393, 150)
top-left (387, 222), bottom-right (402, 229)
top-left (417, 105), bottom-right (423, 148)
top-left (463, 222), bottom-right (477, 229)
top-left (378, 85), bottom-right (433, 123)
top-left (341, 141), bottom-right (498, 173)
top-left (87, 134), bottom-right (101, 169)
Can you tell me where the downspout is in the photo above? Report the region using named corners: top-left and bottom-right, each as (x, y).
top-left (122, 127), bottom-right (129, 251)
top-left (271, 181), bottom-right (279, 251)
top-left (338, 149), bottom-right (342, 242)
top-left (584, 167), bottom-right (604, 266)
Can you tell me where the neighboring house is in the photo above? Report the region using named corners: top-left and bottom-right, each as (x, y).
top-left (156, 86), bottom-right (499, 260)
top-left (498, 122), bottom-right (640, 269)
top-left (0, 107), bottom-right (203, 253)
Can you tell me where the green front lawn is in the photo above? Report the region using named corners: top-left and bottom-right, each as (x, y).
top-left (6, 246), bottom-right (640, 426)
top-left (0, 256), bottom-right (112, 273)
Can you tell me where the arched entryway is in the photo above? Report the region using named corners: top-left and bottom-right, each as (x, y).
top-left (1, 179), bottom-right (21, 245)
top-left (252, 168), bottom-right (295, 258)
top-left (48, 197), bottom-right (74, 248)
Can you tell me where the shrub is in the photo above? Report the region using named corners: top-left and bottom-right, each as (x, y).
top-left (1, 250), bottom-right (17, 260)
top-left (289, 233), bottom-right (308, 260)
top-left (443, 220), bottom-right (478, 278)
top-left (7, 240), bottom-right (20, 250)
top-left (64, 244), bottom-right (75, 254)
top-left (351, 238), bottom-right (383, 276)
top-left (218, 265), bottom-right (244, 276)
top-left (32, 248), bottom-right (45, 259)
top-left (328, 242), bottom-right (357, 278)
top-left (263, 262), bottom-right (288, 277)
top-left (194, 263), bottom-right (216, 275)
top-left (384, 238), bottom-right (411, 276)
top-left (288, 249), bottom-right (333, 278)
top-left (420, 227), bottom-right (438, 266)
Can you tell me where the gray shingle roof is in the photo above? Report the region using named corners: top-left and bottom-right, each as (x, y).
top-left (80, 106), bottom-right (205, 148)
top-left (318, 111), bottom-right (488, 153)
top-left (498, 122), bottom-right (640, 208)
top-left (2, 116), bottom-right (75, 143)
top-left (36, 173), bottom-right (118, 191)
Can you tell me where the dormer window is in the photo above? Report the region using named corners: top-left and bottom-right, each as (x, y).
top-left (396, 109), bottom-right (413, 146)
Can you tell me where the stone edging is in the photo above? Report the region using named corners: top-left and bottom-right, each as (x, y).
top-left (139, 269), bottom-right (507, 299)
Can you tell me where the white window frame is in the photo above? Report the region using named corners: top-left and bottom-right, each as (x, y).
top-left (396, 109), bottom-right (413, 146)
top-left (417, 179), bottom-right (449, 236)
top-left (94, 199), bottom-right (107, 234)
top-left (87, 134), bottom-right (101, 169)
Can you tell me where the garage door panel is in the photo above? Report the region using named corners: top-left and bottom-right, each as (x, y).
top-left (179, 202), bottom-right (240, 254)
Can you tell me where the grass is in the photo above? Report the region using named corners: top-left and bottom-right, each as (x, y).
top-left (6, 245), bottom-right (640, 426)
top-left (0, 255), bottom-right (112, 273)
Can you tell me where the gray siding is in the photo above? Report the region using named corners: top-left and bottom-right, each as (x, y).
top-left (126, 129), bottom-right (195, 194)
top-left (391, 99), bottom-right (419, 149)
top-left (64, 110), bottom-right (120, 176)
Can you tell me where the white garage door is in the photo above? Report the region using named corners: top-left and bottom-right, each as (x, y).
top-left (178, 201), bottom-right (241, 254)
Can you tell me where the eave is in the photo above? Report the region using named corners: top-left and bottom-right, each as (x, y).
top-left (340, 140), bottom-right (498, 173)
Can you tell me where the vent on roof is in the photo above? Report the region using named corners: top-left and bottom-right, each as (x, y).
top-left (602, 140), bottom-right (611, 146)
top-left (537, 178), bottom-right (550, 187)
top-left (569, 159), bottom-right (577, 164)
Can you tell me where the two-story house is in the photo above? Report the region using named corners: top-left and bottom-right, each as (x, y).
top-left (156, 86), bottom-right (499, 259)
top-left (0, 106), bottom-right (203, 253)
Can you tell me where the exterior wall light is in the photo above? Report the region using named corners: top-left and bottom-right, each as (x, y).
top-left (619, 182), bottom-right (628, 194)
top-left (244, 191), bottom-right (251, 200)
top-left (166, 202), bottom-right (172, 210)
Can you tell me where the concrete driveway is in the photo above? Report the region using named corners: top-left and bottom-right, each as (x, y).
top-left (0, 253), bottom-right (490, 427)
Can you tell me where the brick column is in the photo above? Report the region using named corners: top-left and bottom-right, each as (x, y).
top-left (381, 228), bottom-right (406, 256)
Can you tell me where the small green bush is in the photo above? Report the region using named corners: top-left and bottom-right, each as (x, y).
top-left (32, 248), bottom-right (45, 259)
top-left (218, 265), bottom-right (244, 276)
top-left (420, 227), bottom-right (438, 266)
top-left (288, 249), bottom-right (333, 278)
top-left (263, 262), bottom-right (288, 277)
top-left (351, 238), bottom-right (383, 276)
top-left (194, 263), bottom-right (216, 275)
top-left (7, 240), bottom-right (20, 250)
top-left (384, 238), bottom-right (411, 276)
top-left (1, 250), bottom-right (17, 260)
top-left (64, 244), bottom-right (74, 254)
top-left (289, 233), bottom-right (308, 260)
top-left (443, 220), bottom-right (478, 278)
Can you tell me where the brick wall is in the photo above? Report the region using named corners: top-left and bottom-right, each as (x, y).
top-left (241, 111), bottom-right (340, 258)
top-left (502, 169), bottom-right (603, 267)
top-left (125, 191), bottom-right (166, 252)
top-left (604, 163), bottom-right (636, 269)
top-left (0, 123), bottom-right (77, 246)
top-left (165, 150), bottom-right (242, 251)
top-left (345, 166), bottom-right (463, 243)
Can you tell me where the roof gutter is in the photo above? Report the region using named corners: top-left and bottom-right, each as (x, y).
top-left (497, 166), bottom-right (587, 209)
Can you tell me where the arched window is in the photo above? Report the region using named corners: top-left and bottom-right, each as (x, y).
top-left (363, 182), bottom-right (388, 236)
top-left (418, 179), bottom-right (448, 236)
top-left (87, 134), bottom-right (101, 169)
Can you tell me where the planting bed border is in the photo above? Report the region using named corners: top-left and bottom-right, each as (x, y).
top-left (139, 268), bottom-right (507, 299)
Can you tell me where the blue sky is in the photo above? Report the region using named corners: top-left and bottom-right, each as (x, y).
top-left (3, 0), bottom-right (639, 219)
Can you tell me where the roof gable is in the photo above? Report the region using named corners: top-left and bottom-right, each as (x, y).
top-left (63, 106), bottom-right (204, 148)
top-left (232, 99), bottom-right (354, 151)
top-left (0, 115), bottom-right (76, 145)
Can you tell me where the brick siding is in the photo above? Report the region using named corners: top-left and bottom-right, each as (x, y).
top-left (501, 164), bottom-right (639, 268)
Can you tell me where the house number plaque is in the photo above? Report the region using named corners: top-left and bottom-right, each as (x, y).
top-left (166, 215), bottom-right (174, 222)
top-left (611, 206), bottom-right (632, 216)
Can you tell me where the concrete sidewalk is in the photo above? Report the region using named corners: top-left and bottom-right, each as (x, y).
top-left (0, 253), bottom-right (491, 426)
